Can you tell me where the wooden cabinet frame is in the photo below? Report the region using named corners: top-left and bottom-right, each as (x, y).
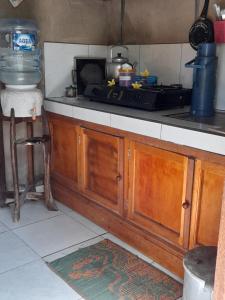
top-left (125, 140), bottom-right (195, 249)
top-left (79, 127), bottom-right (124, 215)
top-left (189, 160), bottom-right (225, 248)
top-left (49, 117), bottom-right (81, 191)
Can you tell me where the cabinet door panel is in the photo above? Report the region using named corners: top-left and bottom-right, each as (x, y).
top-left (80, 128), bottom-right (123, 215)
top-left (127, 142), bottom-right (192, 248)
top-left (49, 118), bottom-right (79, 190)
top-left (190, 161), bottom-right (225, 248)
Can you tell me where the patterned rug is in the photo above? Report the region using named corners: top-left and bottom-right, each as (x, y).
top-left (48, 239), bottom-right (183, 300)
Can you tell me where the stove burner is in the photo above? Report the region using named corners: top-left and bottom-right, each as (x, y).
top-left (84, 84), bottom-right (192, 112)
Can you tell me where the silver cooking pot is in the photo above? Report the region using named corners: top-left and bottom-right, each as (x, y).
top-left (107, 45), bottom-right (130, 80)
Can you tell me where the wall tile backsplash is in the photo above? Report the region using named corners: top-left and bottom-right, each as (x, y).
top-left (44, 43), bottom-right (88, 98)
top-left (180, 44), bottom-right (196, 89)
top-left (44, 42), bottom-right (195, 98)
top-left (140, 44), bottom-right (182, 85)
top-left (88, 45), bottom-right (108, 58)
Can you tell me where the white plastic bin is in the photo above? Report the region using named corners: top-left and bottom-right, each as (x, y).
top-left (183, 246), bottom-right (217, 300)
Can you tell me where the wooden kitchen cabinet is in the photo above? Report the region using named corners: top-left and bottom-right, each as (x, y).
top-left (126, 141), bottom-right (194, 249)
top-left (80, 127), bottom-right (124, 215)
top-left (48, 112), bottom-right (225, 277)
top-left (49, 117), bottom-right (80, 191)
top-left (189, 160), bottom-right (225, 248)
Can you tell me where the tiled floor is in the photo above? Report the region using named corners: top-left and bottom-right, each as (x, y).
top-left (0, 200), bottom-right (183, 300)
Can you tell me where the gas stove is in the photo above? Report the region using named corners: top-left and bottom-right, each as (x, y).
top-left (84, 84), bottom-right (192, 111)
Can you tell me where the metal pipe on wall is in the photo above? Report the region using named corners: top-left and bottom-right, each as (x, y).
top-left (195, 0), bottom-right (200, 19)
top-left (120, 0), bottom-right (125, 45)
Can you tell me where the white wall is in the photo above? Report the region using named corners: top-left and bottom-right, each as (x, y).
top-left (44, 43), bottom-right (108, 98)
top-left (108, 44), bottom-right (196, 88)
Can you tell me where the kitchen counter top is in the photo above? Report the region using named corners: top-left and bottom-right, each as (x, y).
top-left (45, 96), bottom-right (225, 156)
top-left (46, 96), bottom-right (225, 136)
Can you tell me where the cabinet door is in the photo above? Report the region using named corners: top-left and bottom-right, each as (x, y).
top-left (127, 141), bottom-right (194, 248)
top-left (80, 128), bottom-right (124, 215)
top-left (190, 161), bottom-right (225, 248)
top-left (49, 117), bottom-right (80, 191)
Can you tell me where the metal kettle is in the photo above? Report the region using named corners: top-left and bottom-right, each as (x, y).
top-left (107, 45), bottom-right (129, 80)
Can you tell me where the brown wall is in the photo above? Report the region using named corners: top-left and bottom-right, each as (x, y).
top-left (17, 0), bottom-right (110, 45)
top-left (0, 0), bottom-right (26, 18)
top-left (107, 0), bottom-right (225, 45)
top-left (107, 0), bottom-right (195, 44)
top-left (2, 0), bottom-right (225, 45)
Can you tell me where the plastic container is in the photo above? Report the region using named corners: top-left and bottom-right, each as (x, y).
top-left (183, 246), bottom-right (217, 300)
top-left (146, 75), bottom-right (158, 85)
top-left (1, 85), bottom-right (43, 117)
top-left (119, 70), bottom-right (135, 87)
top-left (185, 43), bottom-right (217, 117)
top-left (133, 75), bottom-right (158, 86)
top-left (0, 19), bottom-right (41, 85)
top-left (214, 21), bottom-right (225, 43)
top-left (215, 44), bottom-right (225, 110)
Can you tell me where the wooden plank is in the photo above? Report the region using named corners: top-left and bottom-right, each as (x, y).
top-left (80, 127), bottom-right (124, 215)
top-left (180, 158), bottom-right (195, 249)
top-left (26, 192), bottom-right (44, 201)
top-left (26, 122), bottom-right (34, 189)
top-left (127, 141), bottom-right (189, 247)
top-left (214, 182), bottom-right (225, 300)
top-left (189, 161), bottom-right (225, 248)
top-left (10, 109), bottom-right (20, 222)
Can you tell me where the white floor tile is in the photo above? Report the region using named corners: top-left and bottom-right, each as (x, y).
top-left (56, 201), bottom-right (107, 235)
top-left (0, 201), bottom-right (62, 229)
top-left (67, 210), bottom-right (107, 235)
top-left (103, 233), bottom-right (154, 265)
top-left (44, 235), bottom-right (104, 263)
top-left (14, 214), bottom-right (98, 257)
top-left (0, 260), bottom-right (81, 300)
top-left (0, 231), bottom-right (39, 274)
top-left (0, 221), bottom-right (8, 234)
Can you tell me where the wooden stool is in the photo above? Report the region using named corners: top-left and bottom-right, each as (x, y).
top-left (9, 107), bottom-right (57, 222)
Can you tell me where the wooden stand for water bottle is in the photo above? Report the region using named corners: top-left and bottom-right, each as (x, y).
top-left (0, 105), bottom-right (57, 222)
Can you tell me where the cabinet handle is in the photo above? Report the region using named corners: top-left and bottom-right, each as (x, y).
top-left (116, 174), bottom-right (122, 181)
top-left (182, 201), bottom-right (190, 209)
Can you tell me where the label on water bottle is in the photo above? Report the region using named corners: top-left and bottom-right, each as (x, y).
top-left (13, 33), bottom-right (36, 51)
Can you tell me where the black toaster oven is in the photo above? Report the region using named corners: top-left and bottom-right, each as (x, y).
top-left (73, 57), bottom-right (106, 95)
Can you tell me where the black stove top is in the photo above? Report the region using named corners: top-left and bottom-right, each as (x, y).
top-left (83, 84), bottom-right (192, 112)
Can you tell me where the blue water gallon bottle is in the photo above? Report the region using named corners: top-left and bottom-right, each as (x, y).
top-left (185, 43), bottom-right (218, 117)
top-left (0, 19), bottom-right (41, 85)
